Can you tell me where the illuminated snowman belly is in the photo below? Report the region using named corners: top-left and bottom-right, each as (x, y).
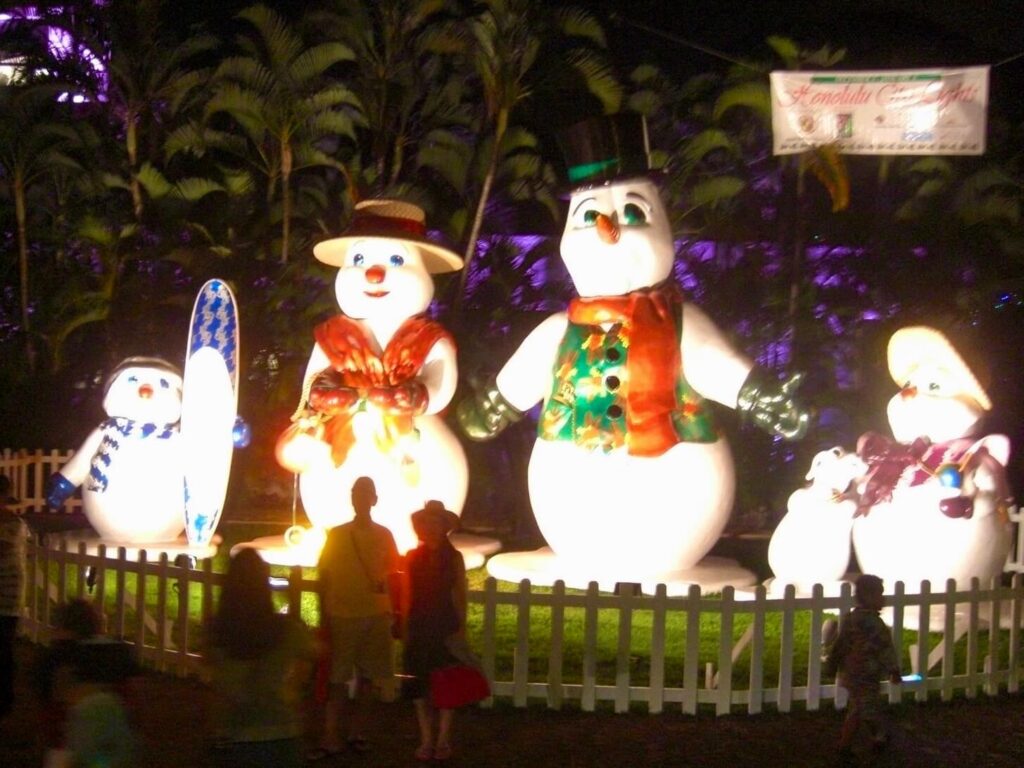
top-left (851, 484), bottom-right (1011, 591)
top-left (299, 413), bottom-right (468, 553)
top-left (84, 425), bottom-right (185, 543)
top-left (527, 437), bottom-right (734, 575)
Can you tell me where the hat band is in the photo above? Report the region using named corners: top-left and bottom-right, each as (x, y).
top-left (347, 213), bottom-right (426, 238)
top-left (568, 158), bottom-right (620, 184)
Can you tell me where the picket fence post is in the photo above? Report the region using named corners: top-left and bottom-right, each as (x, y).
top-left (581, 582), bottom-right (599, 712)
top-left (747, 585), bottom-right (766, 715)
top-left (547, 580), bottom-right (566, 710)
top-left (648, 583), bottom-right (668, 715)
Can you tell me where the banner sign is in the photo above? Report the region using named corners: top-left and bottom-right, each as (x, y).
top-left (769, 67), bottom-right (989, 156)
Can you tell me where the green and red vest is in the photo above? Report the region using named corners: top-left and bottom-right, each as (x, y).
top-left (538, 289), bottom-right (717, 456)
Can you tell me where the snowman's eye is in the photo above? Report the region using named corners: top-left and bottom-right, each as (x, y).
top-left (582, 209), bottom-right (599, 227)
top-left (352, 253), bottom-right (365, 266)
top-left (928, 382), bottom-right (941, 392)
top-left (159, 379), bottom-right (170, 389)
top-left (127, 375), bottom-right (138, 384)
top-left (622, 203), bottom-right (647, 226)
top-left (389, 254), bottom-right (405, 267)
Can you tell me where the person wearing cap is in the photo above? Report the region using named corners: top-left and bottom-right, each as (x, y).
top-left (313, 476), bottom-right (401, 760)
top-left (401, 500), bottom-right (466, 762)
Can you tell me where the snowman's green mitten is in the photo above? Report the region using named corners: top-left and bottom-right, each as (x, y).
top-left (737, 369), bottom-right (811, 440)
top-left (456, 379), bottom-right (523, 440)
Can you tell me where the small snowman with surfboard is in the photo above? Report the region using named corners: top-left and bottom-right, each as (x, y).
top-left (46, 279), bottom-right (242, 552)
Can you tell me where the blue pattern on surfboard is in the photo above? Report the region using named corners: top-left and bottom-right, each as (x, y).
top-left (189, 279), bottom-right (238, 384)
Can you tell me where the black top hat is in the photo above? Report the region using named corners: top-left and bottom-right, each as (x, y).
top-left (557, 113), bottom-right (654, 190)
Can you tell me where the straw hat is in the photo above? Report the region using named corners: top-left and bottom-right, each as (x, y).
top-left (313, 199), bottom-right (464, 274)
top-left (887, 325), bottom-right (992, 410)
top-left (411, 500), bottom-right (460, 535)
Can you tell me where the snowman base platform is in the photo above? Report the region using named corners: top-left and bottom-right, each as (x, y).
top-left (485, 548), bottom-right (756, 595)
top-left (232, 531), bottom-right (501, 570)
top-left (48, 532), bottom-right (220, 562)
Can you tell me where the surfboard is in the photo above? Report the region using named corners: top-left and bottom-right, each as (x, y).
top-left (181, 279), bottom-right (239, 546)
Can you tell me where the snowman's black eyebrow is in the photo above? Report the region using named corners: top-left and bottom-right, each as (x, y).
top-left (571, 196), bottom-right (598, 216)
top-left (625, 191), bottom-right (652, 208)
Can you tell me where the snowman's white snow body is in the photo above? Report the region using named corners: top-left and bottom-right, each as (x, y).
top-left (768, 447), bottom-right (865, 592)
top-left (298, 237), bottom-right (467, 553)
top-left (851, 328), bottom-right (1013, 592)
top-left (60, 362), bottom-right (186, 543)
top-left (495, 179), bottom-right (753, 578)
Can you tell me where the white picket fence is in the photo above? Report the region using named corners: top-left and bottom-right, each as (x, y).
top-left (6, 447), bottom-right (1024, 714)
top-left (18, 537), bottom-right (1024, 715)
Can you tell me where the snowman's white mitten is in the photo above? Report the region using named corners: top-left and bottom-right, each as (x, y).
top-left (456, 379), bottom-right (523, 441)
top-left (737, 369), bottom-right (812, 440)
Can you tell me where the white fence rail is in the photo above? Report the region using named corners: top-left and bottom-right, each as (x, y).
top-left (20, 538), bottom-right (1024, 715)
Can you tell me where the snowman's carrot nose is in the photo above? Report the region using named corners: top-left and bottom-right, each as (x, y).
top-left (900, 384), bottom-right (917, 399)
top-left (365, 265), bottom-right (386, 284)
top-left (596, 213), bottom-right (620, 244)
top-left (138, 383), bottom-right (154, 399)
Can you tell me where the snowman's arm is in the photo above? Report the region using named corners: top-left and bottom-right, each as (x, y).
top-left (59, 428), bottom-right (105, 486)
top-left (46, 428), bottom-right (105, 508)
top-left (682, 304), bottom-right (811, 440)
top-left (681, 303), bottom-right (753, 406)
top-left (419, 337), bottom-right (458, 415)
top-left (457, 313), bottom-right (567, 440)
top-left (496, 313), bottom-right (567, 411)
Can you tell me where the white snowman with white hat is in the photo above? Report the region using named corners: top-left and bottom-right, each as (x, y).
top-left (459, 114), bottom-right (810, 588)
top-left (278, 199), bottom-right (468, 554)
top-left (851, 325), bottom-right (1013, 594)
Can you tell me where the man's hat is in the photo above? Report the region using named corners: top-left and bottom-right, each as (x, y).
top-left (557, 113), bottom-right (655, 191)
top-left (887, 325), bottom-right (992, 411)
top-left (313, 199), bottom-right (463, 274)
top-left (411, 499), bottom-right (460, 535)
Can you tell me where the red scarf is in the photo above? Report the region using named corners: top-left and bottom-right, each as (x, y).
top-left (568, 286), bottom-right (681, 457)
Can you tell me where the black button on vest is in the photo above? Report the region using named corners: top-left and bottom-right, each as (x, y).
top-left (605, 375), bottom-right (620, 391)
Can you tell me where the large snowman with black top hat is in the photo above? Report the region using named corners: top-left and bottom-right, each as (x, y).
top-left (459, 114), bottom-right (810, 585)
top-left (279, 199), bottom-right (467, 554)
top-left (46, 357), bottom-right (187, 543)
top-left (851, 325), bottom-right (1013, 592)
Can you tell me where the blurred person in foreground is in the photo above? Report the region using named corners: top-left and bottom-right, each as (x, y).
top-left (33, 598), bottom-right (140, 768)
top-left (207, 548), bottom-right (313, 768)
top-left (824, 573), bottom-right (901, 766)
top-left (0, 474), bottom-right (28, 719)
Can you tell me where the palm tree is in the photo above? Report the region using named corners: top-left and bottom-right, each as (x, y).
top-left (452, 0), bottom-right (622, 311)
top-left (309, 0), bottom-right (466, 196)
top-left (0, 85), bottom-right (88, 373)
top-left (191, 4), bottom-right (363, 264)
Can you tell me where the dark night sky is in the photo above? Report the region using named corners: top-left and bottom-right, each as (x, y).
top-left (167, 0), bottom-right (1024, 122)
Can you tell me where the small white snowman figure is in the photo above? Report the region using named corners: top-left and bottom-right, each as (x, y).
top-left (46, 358), bottom-right (186, 543)
top-left (768, 447), bottom-right (866, 594)
top-left (279, 199), bottom-right (466, 553)
top-left (851, 326), bottom-right (1013, 592)
top-left (458, 114), bottom-right (809, 581)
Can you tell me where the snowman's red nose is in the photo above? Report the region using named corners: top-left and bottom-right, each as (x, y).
top-left (596, 213), bottom-right (620, 244)
top-left (900, 385), bottom-right (917, 400)
top-left (365, 265), bottom-right (386, 284)
top-left (138, 384), bottom-right (154, 399)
